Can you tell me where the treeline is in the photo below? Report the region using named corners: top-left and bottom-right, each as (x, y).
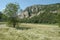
top-left (0, 12), bottom-right (7, 22)
top-left (20, 12), bottom-right (58, 24)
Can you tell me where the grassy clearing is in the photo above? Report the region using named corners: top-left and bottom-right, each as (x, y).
top-left (0, 23), bottom-right (60, 40)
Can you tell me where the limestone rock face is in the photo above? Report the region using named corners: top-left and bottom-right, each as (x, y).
top-left (18, 3), bottom-right (60, 18)
top-left (19, 11), bottom-right (29, 19)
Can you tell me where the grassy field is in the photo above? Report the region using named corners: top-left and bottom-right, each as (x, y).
top-left (0, 23), bottom-right (60, 40)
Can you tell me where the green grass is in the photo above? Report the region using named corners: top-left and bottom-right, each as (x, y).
top-left (0, 23), bottom-right (60, 40)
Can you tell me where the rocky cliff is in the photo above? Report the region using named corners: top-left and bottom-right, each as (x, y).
top-left (19, 3), bottom-right (60, 18)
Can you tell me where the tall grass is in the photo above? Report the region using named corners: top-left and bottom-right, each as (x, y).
top-left (0, 23), bottom-right (60, 40)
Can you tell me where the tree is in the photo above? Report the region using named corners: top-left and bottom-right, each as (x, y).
top-left (57, 9), bottom-right (60, 27)
top-left (58, 14), bottom-right (60, 27)
top-left (0, 12), bottom-right (3, 21)
top-left (4, 3), bottom-right (20, 28)
top-left (0, 12), bottom-right (6, 22)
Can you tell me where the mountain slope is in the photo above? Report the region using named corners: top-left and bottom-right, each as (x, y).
top-left (19, 3), bottom-right (60, 18)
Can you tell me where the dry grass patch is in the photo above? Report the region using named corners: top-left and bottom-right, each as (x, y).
top-left (0, 23), bottom-right (60, 40)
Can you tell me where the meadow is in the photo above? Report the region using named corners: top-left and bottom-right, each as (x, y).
top-left (0, 23), bottom-right (60, 40)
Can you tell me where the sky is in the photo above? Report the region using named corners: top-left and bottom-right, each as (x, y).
top-left (0, 0), bottom-right (60, 11)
